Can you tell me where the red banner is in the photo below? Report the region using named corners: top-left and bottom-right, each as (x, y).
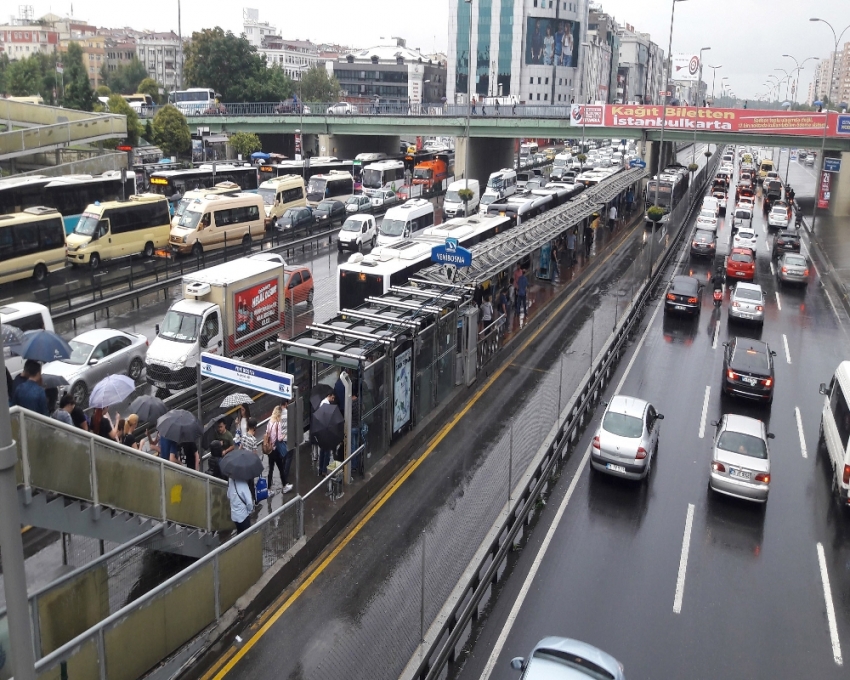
top-left (234, 278), bottom-right (280, 343)
top-left (570, 104), bottom-right (842, 137)
top-left (818, 170), bottom-right (832, 210)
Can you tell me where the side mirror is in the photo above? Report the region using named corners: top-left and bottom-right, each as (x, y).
top-left (200, 334), bottom-right (209, 348)
top-left (770, 351), bottom-right (777, 357)
top-left (657, 413), bottom-right (665, 420)
top-left (510, 658), bottom-right (525, 671)
top-left (710, 420), bottom-right (719, 427)
top-left (767, 432), bottom-right (776, 439)
top-left (722, 342), bottom-right (729, 348)
top-left (819, 382), bottom-right (828, 395)
top-left (88, 358), bottom-right (99, 365)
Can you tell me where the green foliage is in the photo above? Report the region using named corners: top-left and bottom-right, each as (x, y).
top-left (646, 206), bottom-right (665, 223)
top-left (7, 57), bottom-right (42, 97)
top-left (184, 27), bottom-right (294, 102)
top-left (687, 162), bottom-right (698, 172)
top-left (136, 78), bottom-right (162, 104)
top-left (458, 188), bottom-right (474, 203)
top-left (299, 65), bottom-right (341, 102)
top-left (63, 42), bottom-right (95, 111)
top-left (95, 84), bottom-right (111, 97)
top-left (229, 131), bottom-right (262, 159)
top-left (576, 153), bottom-right (587, 163)
top-left (144, 120), bottom-right (154, 144)
top-left (151, 105), bottom-right (191, 157)
top-left (0, 53), bottom-right (9, 94)
top-left (704, 150), bottom-right (711, 158)
top-left (106, 94), bottom-right (141, 147)
top-left (105, 57), bottom-right (148, 95)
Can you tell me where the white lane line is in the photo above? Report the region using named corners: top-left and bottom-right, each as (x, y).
top-left (712, 321), bottom-right (720, 350)
top-left (673, 503), bottom-right (696, 614)
top-left (478, 445), bottom-right (591, 680)
top-left (816, 542), bottom-right (844, 666)
top-left (769, 261), bottom-right (775, 276)
top-left (698, 386), bottom-right (711, 439)
top-left (783, 334), bottom-right (792, 364)
top-left (775, 291), bottom-right (782, 311)
top-left (795, 407), bottom-right (808, 459)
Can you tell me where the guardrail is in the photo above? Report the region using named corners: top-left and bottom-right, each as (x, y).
top-left (405, 147), bottom-right (722, 680)
top-left (0, 114), bottom-right (128, 160)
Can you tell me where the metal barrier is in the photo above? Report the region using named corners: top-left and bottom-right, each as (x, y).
top-left (31, 496), bottom-right (303, 680)
top-left (0, 114), bottom-right (128, 160)
top-left (476, 315), bottom-right (506, 371)
top-left (10, 407), bottom-right (231, 533)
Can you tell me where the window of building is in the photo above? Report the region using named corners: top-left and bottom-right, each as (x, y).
top-left (537, 77), bottom-right (541, 84)
top-left (544, 93), bottom-right (548, 100)
top-left (529, 77), bottom-right (533, 85)
top-left (533, 0), bottom-right (537, 5)
top-left (545, 77), bottom-right (549, 85)
top-left (537, 93), bottom-right (540, 100)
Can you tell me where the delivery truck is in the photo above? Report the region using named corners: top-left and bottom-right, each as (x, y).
top-left (145, 252), bottom-right (287, 392)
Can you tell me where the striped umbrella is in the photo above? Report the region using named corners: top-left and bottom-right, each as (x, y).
top-left (220, 393), bottom-right (254, 409)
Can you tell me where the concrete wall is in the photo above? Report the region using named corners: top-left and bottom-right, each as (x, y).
top-left (646, 140), bottom-right (676, 176)
top-left (455, 137), bottom-right (516, 186)
top-left (317, 134), bottom-right (400, 159)
top-left (827, 151), bottom-right (850, 218)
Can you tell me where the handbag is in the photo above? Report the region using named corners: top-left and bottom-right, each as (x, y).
top-left (261, 422), bottom-right (275, 455)
top-left (255, 477), bottom-right (269, 501)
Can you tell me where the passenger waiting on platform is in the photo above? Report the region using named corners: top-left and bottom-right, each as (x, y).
top-left (566, 230), bottom-right (576, 266)
top-left (268, 404), bottom-right (292, 493)
top-left (214, 419), bottom-right (236, 456)
top-left (228, 476), bottom-right (254, 534)
top-left (480, 294), bottom-right (494, 331)
top-left (91, 407), bottom-right (119, 442)
top-left (121, 414), bottom-right (139, 449)
top-left (234, 404), bottom-right (251, 446)
top-left (318, 392), bottom-right (336, 476)
top-left (52, 393), bottom-right (76, 426)
top-left (12, 360), bottom-right (48, 416)
top-left (516, 269), bottom-right (529, 316)
top-left (181, 441), bottom-right (199, 471)
top-left (140, 427), bottom-right (160, 455)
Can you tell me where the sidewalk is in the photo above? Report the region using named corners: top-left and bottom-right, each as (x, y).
top-left (796, 195), bottom-right (850, 314)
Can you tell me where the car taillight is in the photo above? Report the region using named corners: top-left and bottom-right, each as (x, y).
top-left (666, 293), bottom-right (676, 301)
top-left (843, 464), bottom-right (850, 485)
top-left (692, 241), bottom-right (699, 247)
top-left (728, 370), bottom-right (737, 380)
top-left (712, 461), bottom-right (726, 473)
top-left (592, 435), bottom-right (600, 450)
top-left (688, 297), bottom-right (698, 304)
top-left (755, 472), bottom-right (770, 484)
top-left (636, 447), bottom-right (647, 459)
top-left (763, 378), bottom-right (773, 387)
top-left (756, 305), bottom-right (764, 312)
top-left (804, 269), bottom-right (810, 276)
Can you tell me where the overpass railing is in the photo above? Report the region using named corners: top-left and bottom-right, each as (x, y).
top-left (0, 113), bottom-right (127, 160)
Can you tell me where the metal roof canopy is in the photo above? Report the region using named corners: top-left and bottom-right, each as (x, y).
top-left (414, 167), bottom-right (647, 286)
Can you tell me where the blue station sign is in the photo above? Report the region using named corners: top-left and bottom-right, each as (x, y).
top-left (629, 158), bottom-right (647, 169)
top-left (431, 237), bottom-right (472, 267)
top-left (201, 352), bottom-right (293, 399)
top-left (824, 157), bottom-right (842, 173)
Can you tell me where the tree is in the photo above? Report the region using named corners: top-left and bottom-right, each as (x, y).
top-left (151, 105), bottom-right (191, 157)
top-left (229, 131), bottom-right (261, 159)
top-left (106, 94), bottom-right (141, 147)
top-left (63, 42), bottom-right (95, 111)
top-left (0, 53), bottom-right (10, 95)
top-left (95, 84), bottom-right (111, 97)
top-left (299, 65), bottom-right (341, 102)
top-left (7, 57), bottom-right (42, 97)
top-left (144, 120), bottom-right (154, 144)
top-left (105, 57), bottom-right (148, 94)
top-left (136, 77), bottom-right (162, 104)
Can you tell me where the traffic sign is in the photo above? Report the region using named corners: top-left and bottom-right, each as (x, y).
top-left (629, 158), bottom-right (647, 169)
top-left (432, 237), bottom-right (472, 267)
top-left (824, 157), bottom-right (842, 173)
top-left (201, 352), bottom-right (293, 399)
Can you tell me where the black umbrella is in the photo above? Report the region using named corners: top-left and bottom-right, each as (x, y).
top-left (310, 403), bottom-right (345, 450)
top-left (129, 395), bottom-right (169, 423)
top-left (157, 409), bottom-right (203, 443)
top-left (218, 448), bottom-right (264, 481)
top-left (41, 374), bottom-right (68, 388)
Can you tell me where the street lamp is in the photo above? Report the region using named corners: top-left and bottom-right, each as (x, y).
top-left (782, 54), bottom-right (819, 104)
top-left (464, 0), bottom-right (473, 194)
top-left (775, 68), bottom-right (792, 100)
top-left (809, 17), bottom-right (850, 233)
top-left (707, 64), bottom-right (722, 104)
top-left (696, 46), bottom-right (710, 106)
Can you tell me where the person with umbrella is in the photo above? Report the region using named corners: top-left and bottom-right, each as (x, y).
top-left (91, 407), bottom-right (119, 441)
top-left (12, 359), bottom-right (48, 415)
top-left (219, 448), bottom-right (264, 534)
top-left (314, 391), bottom-right (341, 476)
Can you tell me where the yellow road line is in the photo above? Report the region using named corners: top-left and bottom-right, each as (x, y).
top-left (21, 525), bottom-right (31, 534)
top-left (209, 224), bottom-right (633, 679)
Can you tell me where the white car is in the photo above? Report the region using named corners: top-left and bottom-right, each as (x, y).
top-left (734, 228), bottom-right (758, 252)
top-left (696, 210), bottom-right (719, 231)
top-left (702, 196), bottom-right (720, 215)
top-left (728, 281), bottom-right (765, 325)
top-left (327, 102), bottom-right (356, 115)
top-left (338, 214), bottom-right (377, 252)
top-left (370, 188), bottom-right (399, 209)
top-left (767, 206), bottom-right (789, 228)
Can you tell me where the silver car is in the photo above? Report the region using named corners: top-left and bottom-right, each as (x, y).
top-left (591, 395), bottom-right (663, 480)
top-left (778, 252), bottom-right (809, 286)
top-left (709, 414), bottom-right (773, 503)
top-left (728, 282), bottom-right (765, 325)
top-left (510, 636), bottom-right (626, 679)
top-left (42, 328), bottom-right (148, 404)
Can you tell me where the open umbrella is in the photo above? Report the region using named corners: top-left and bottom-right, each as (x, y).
top-left (19, 330), bottom-right (72, 362)
top-left (218, 448), bottom-right (264, 481)
top-left (310, 403), bottom-right (344, 450)
top-left (128, 395), bottom-right (169, 422)
top-left (41, 374), bottom-right (68, 389)
top-left (2, 325), bottom-right (24, 352)
top-left (157, 409), bottom-right (203, 443)
top-left (88, 374), bottom-right (136, 409)
top-left (220, 393), bottom-right (254, 409)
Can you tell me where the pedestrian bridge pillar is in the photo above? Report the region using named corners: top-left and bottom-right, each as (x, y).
top-left (646, 140), bottom-right (676, 175)
top-left (317, 133), bottom-right (400, 160)
top-left (455, 136), bottom-right (515, 185)
top-left (826, 151), bottom-right (850, 218)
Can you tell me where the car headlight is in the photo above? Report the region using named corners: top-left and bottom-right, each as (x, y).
top-left (177, 355), bottom-right (188, 367)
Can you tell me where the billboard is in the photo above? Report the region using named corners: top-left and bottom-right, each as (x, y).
top-left (393, 347), bottom-right (412, 434)
top-left (672, 54), bottom-right (700, 82)
top-left (818, 170), bottom-right (832, 210)
top-left (234, 277), bottom-right (280, 343)
top-left (525, 17), bottom-right (580, 67)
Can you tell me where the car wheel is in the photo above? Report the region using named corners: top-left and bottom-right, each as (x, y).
top-left (357, 239), bottom-right (363, 253)
top-left (371, 236), bottom-right (377, 248)
top-left (71, 381), bottom-right (88, 405)
top-left (89, 253), bottom-right (101, 270)
top-left (143, 241), bottom-right (154, 258)
top-left (33, 263), bottom-right (48, 282)
top-left (307, 289), bottom-right (314, 307)
top-left (192, 242), bottom-right (203, 258)
top-left (128, 358), bottom-right (144, 381)
top-left (271, 217), bottom-right (278, 230)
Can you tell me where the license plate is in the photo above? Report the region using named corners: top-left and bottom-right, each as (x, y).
top-left (736, 272), bottom-right (746, 277)
top-left (675, 305), bottom-right (686, 311)
top-left (153, 381), bottom-right (166, 388)
top-left (606, 463), bottom-right (627, 473)
top-left (738, 312), bottom-right (753, 319)
top-left (729, 467), bottom-right (751, 480)
top-left (742, 376), bottom-right (757, 385)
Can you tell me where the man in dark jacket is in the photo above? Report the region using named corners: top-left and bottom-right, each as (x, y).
top-left (13, 360), bottom-right (48, 415)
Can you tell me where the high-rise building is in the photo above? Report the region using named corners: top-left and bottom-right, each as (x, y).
top-left (615, 23), bottom-right (663, 105)
top-left (242, 8), bottom-right (277, 49)
top-left (447, 0), bottom-right (590, 105)
top-left (584, 7), bottom-right (619, 103)
top-left (135, 32), bottom-right (183, 92)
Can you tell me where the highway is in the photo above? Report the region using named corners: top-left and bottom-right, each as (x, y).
top-left (454, 148), bottom-right (850, 680)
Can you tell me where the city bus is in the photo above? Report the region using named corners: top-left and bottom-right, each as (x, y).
top-left (337, 214), bottom-right (512, 310)
top-left (361, 160), bottom-right (406, 197)
top-left (0, 172), bottom-right (137, 234)
top-left (0, 207), bottom-right (66, 284)
top-left (352, 153), bottom-right (390, 189)
top-left (258, 158), bottom-right (353, 184)
top-left (147, 164), bottom-right (259, 200)
top-left (306, 171), bottom-right (355, 206)
top-left (168, 88), bottom-right (217, 116)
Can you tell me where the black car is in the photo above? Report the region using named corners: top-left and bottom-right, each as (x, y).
top-left (312, 200), bottom-right (346, 226)
top-left (690, 228), bottom-right (717, 259)
top-left (722, 337), bottom-right (776, 403)
top-left (772, 226), bottom-right (801, 257)
top-left (275, 207), bottom-right (318, 233)
top-left (664, 275), bottom-right (703, 316)
top-left (764, 179), bottom-right (783, 201)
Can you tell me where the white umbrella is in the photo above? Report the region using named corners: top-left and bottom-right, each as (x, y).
top-left (220, 393), bottom-right (254, 409)
top-left (88, 374), bottom-right (136, 409)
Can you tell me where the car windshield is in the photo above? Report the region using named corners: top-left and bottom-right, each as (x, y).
top-left (66, 341), bottom-right (94, 365)
top-left (258, 187), bottom-right (276, 206)
top-left (735, 287), bottom-right (762, 301)
top-left (445, 190), bottom-right (462, 203)
top-left (173, 198), bottom-right (193, 218)
top-left (735, 211), bottom-right (750, 219)
top-left (317, 201), bottom-right (334, 212)
top-left (73, 213), bottom-right (100, 236)
top-left (178, 210), bottom-right (203, 229)
top-left (785, 255), bottom-right (806, 266)
top-left (771, 207), bottom-right (786, 215)
top-left (481, 194), bottom-right (498, 206)
top-left (602, 411), bottom-right (643, 438)
top-left (731, 252), bottom-right (753, 263)
top-left (695, 230), bottom-right (714, 242)
top-left (699, 210), bottom-right (715, 219)
top-left (737, 231), bottom-right (755, 239)
top-left (380, 219), bottom-right (407, 237)
top-left (342, 218), bottom-right (363, 232)
top-left (346, 197), bottom-right (360, 206)
top-left (158, 310), bottom-right (201, 343)
top-left (717, 431), bottom-right (768, 459)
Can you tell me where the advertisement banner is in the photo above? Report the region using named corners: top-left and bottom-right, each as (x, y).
top-left (568, 104), bottom-right (839, 137)
top-left (393, 347), bottom-right (412, 434)
top-left (234, 277), bottom-right (280, 343)
top-left (525, 17), bottom-right (580, 67)
top-left (818, 170), bottom-right (832, 210)
top-left (672, 54), bottom-right (700, 82)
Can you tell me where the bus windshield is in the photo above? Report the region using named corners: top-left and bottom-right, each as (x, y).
top-left (380, 219), bottom-right (407, 237)
top-left (362, 169), bottom-right (385, 189)
top-left (413, 168), bottom-right (432, 180)
top-left (173, 198), bottom-right (193, 218)
top-left (487, 176), bottom-right (506, 190)
top-left (159, 310), bottom-right (201, 343)
top-left (74, 213), bottom-right (100, 236)
top-left (178, 211), bottom-right (203, 229)
top-left (173, 91), bottom-right (212, 103)
top-left (258, 187), bottom-right (276, 206)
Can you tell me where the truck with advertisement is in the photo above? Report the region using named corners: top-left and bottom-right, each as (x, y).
top-left (145, 252), bottom-right (286, 392)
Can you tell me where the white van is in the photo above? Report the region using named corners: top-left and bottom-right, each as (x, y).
top-left (486, 168), bottom-right (518, 200)
top-left (377, 199), bottom-right (435, 246)
top-left (1, 302), bottom-right (54, 377)
top-left (257, 174), bottom-right (306, 228)
top-left (819, 362), bottom-right (850, 505)
top-left (443, 179), bottom-right (480, 219)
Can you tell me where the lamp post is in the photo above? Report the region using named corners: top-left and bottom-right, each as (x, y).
top-left (464, 0), bottom-right (473, 193)
top-left (775, 68), bottom-right (793, 101)
top-left (696, 46), bottom-right (710, 106)
top-left (707, 64), bottom-right (722, 105)
top-left (809, 18), bottom-right (850, 233)
top-left (782, 54), bottom-right (819, 104)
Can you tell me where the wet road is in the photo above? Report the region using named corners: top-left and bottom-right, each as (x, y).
top-left (455, 148), bottom-right (850, 680)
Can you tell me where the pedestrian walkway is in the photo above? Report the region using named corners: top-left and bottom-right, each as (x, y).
top-left (796, 195), bottom-right (850, 315)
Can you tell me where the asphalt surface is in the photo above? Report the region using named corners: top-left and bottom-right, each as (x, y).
top-left (453, 148), bottom-right (850, 680)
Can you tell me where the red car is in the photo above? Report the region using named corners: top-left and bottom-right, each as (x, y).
top-left (727, 247), bottom-right (755, 281)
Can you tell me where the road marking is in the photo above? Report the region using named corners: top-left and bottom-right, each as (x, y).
top-left (783, 334), bottom-right (792, 364)
top-left (769, 261), bottom-right (775, 276)
top-left (816, 542), bottom-right (844, 666)
top-left (20, 525), bottom-right (31, 534)
top-left (698, 386), bottom-right (711, 439)
top-left (673, 503), bottom-right (696, 614)
top-left (795, 407), bottom-right (808, 459)
top-left (207, 220), bottom-right (638, 680)
top-left (712, 321), bottom-right (720, 350)
top-left (775, 291), bottom-right (782, 311)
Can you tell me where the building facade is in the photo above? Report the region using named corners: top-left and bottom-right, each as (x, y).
top-left (447, 0), bottom-right (589, 104)
top-left (135, 32), bottom-right (182, 91)
top-left (59, 35), bottom-right (107, 88)
top-left (0, 26), bottom-right (59, 60)
top-left (259, 37), bottom-right (320, 81)
top-left (615, 24), bottom-right (663, 105)
top-left (583, 7), bottom-right (618, 103)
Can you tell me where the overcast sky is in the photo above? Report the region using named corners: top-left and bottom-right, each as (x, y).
top-left (28, 0), bottom-right (850, 100)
